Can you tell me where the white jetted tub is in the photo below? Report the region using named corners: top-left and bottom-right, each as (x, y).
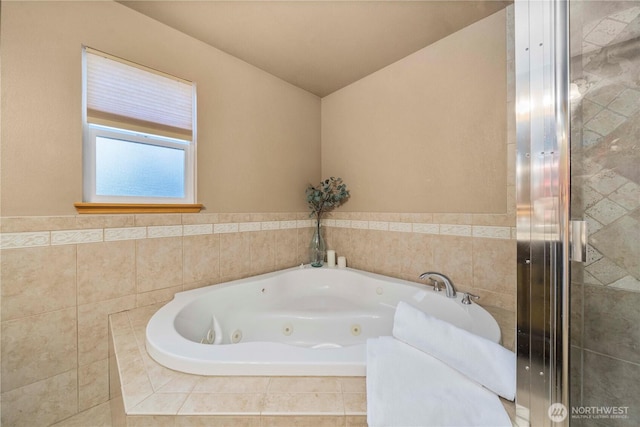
top-left (146, 265), bottom-right (501, 376)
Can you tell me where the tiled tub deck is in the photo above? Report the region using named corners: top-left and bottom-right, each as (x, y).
top-left (109, 304), bottom-right (515, 426)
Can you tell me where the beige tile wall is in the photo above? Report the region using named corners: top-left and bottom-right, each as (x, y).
top-left (0, 209), bottom-right (515, 426)
top-left (0, 212), bottom-right (313, 426)
top-left (322, 212), bottom-right (517, 311)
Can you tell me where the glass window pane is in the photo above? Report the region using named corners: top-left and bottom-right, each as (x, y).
top-left (96, 136), bottom-right (185, 198)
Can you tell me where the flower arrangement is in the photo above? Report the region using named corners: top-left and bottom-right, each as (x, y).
top-left (305, 177), bottom-right (350, 267)
top-left (305, 177), bottom-right (350, 222)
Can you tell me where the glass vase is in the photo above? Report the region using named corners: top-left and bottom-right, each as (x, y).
top-left (309, 222), bottom-right (326, 267)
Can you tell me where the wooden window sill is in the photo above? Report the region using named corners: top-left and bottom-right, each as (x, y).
top-left (74, 203), bottom-right (203, 214)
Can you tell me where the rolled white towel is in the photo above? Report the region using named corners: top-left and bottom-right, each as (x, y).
top-left (367, 336), bottom-right (512, 427)
top-left (392, 301), bottom-right (516, 400)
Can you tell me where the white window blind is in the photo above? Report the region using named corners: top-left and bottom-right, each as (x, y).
top-left (82, 47), bottom-right (196, 205)
top-left (85, 48), bottom-right (194, 140)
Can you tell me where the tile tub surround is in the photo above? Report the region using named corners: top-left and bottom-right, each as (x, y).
top-left (322, 211), bottom-right (517, 312)
top-left (0, 211), bottom-right (516, 426)
top-left (0, 212), bottom-right (314, 427)
top-left (109, 304), bottom-right (516, 425)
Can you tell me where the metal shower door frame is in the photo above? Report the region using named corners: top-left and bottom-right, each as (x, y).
top-left (514, 0), bottom-right (570, 425)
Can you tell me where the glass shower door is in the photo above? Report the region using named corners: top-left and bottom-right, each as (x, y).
top-left (569, 1), bottom-right (640, 425)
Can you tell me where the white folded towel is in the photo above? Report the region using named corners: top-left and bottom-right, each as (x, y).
top-left (367, 336), bottom-right (512, 427)
top-left (392, 301), bottom-right (516, 400)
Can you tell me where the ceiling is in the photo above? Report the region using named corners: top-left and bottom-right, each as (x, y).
top-left (120, 1), bottom-right (511, 97)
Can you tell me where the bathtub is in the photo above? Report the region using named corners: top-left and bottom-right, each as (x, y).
top-left (146, 265), bottom-right (501, 376)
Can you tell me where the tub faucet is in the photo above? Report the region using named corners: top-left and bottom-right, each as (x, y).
top-left (419, 272), bottom-right (457, 298)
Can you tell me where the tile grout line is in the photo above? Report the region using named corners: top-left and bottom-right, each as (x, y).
top-left (581, 348), bottom-right (640, 368)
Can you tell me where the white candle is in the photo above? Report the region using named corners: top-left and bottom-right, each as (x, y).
top-left (338, 256), bottom-right (347, 268)
top-left (327, 250), bottom-right (336, 267)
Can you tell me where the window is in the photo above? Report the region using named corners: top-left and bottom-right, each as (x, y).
top-left (82, 47), bottom-right (196, 205)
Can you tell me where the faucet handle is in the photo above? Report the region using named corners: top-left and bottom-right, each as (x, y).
top-left (419, 271), bottom-right (455, 297)
top-left (427, 278), bottom-right (442, 292)
top-left (461, 292), bottom-right (480, 305)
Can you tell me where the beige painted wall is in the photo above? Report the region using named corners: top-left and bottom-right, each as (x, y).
top-left (321, 9), bottom-right (507, 213)
top-left (0, 1), bottom-right (320, 216)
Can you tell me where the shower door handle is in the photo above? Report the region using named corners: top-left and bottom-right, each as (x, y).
top-left (570, 220), bottom-right (587, 263)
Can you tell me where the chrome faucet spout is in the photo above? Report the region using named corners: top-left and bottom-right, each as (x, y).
top-left (418, 271), bottom-right (457, 298)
